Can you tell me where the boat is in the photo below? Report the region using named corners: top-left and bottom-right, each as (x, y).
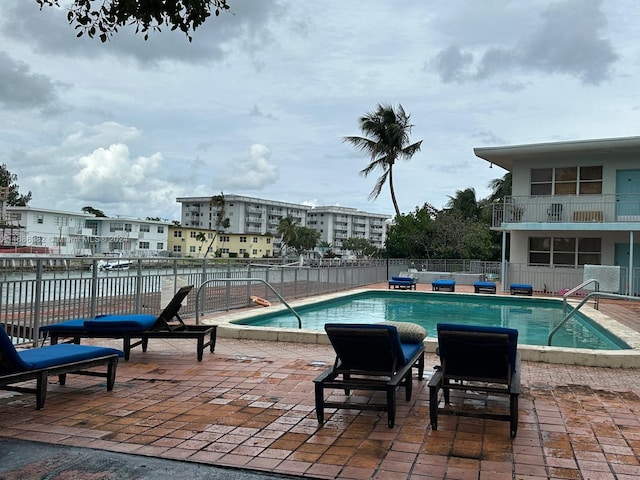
top-left (91, 253), bottom-right (133, 271)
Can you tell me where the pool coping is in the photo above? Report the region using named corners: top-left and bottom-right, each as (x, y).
top-left (200, 288), bottom-right (640, 369)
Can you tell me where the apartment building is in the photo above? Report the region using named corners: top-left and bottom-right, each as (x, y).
top-left (168, 226), bottom-right (273, 258)
top-left (2, 206), bottom-right (170, 256)
top-left (176, 195), bottom-right (390, 256)
top-left (475, 136), bottom-right (640, 294)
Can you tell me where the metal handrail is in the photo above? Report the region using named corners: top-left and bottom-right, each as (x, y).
top-left (562, 279), bottom-right (600, 314)
top-left (194, 277), bottom-right (302, 329)
top-left (548, 290), bottom-right (640, 346)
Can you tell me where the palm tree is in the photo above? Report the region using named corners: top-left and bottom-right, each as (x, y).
top-left (344, 104), bottom-right (422, 217)
top-left (277, 216), bottom-right (297, 256)
top-left (204, 193), bottom-right (230, 258)
top-left (487, 172), bottom-right (512, 204)
top-left (195, 231), bottom-right (207, 257)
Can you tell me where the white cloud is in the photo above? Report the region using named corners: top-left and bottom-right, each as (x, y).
top-left (218, 144), bottom-right (279, 190)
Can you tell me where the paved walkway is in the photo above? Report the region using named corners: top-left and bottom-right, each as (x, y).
top-left (1, 284), bottom-right (640, 479)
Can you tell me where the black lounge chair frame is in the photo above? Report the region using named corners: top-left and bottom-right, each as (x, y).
top-left (0, 354), bottom-right (119, 409)
top-left (428, 324), bottom-right (521, 437)
top-left (42, 285), bottom-right (216, 361)
top-left (314, 324), bottom-right (425, 428)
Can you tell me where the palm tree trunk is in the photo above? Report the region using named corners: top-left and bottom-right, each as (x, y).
top-left (388, 166), bottom-right (400, 217)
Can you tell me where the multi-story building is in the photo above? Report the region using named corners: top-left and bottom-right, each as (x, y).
top-left (475, 136), bottom-right (640, 294)
top-left (176, 195), bottom-right (391, 256)
top-left (2, 206), bottom-right (170, 256)
top-left (306, 206), bottom-right (389, 252)
top-left (168, 226), bottom-right (273, 258)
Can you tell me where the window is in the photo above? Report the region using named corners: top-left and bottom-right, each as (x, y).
top-left (54, 216), bottom-right (68, 226)
top-left (239, 248), bottom-right (246, 254)
top-left (157, 243), bottom-right (164, 250)
top-left (189, 246), bottom-right (196, 253)
top-left (111, 223), bottom-right (124, 232)
top-left (528, 236), bottom-right (601, 266)
top-left (266, 237), bottom-right (271, 244)
top-left (220, 235), bottom-right (230, 242)
top-left (124, 223), bottom-right (132, 232)
top-left (530, 166), bottom-right (602, 195)
top-left (190, 231), bottom-right (198, 238)
top-left (252, 237), bottom-right (258, 243)
top-left (157, 226), bottom-right (164, 233)
top-left (36, 215), bottom-right (44, 224)
top-left (140, 225), bottom-right (150, 232)
top-left (252, 249), bottom-right (258, 255)
top-left (173, 230), bottom-right (182, 238)
top-left (173, 245), bottom-right (182, 253)
top-left (239, 236), bottom-right (247, 243)
top-left (139, 241), bottom-right (150, 249)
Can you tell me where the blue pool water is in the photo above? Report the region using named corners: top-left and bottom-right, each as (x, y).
top-left (233, 291), bottom-right (630, 350)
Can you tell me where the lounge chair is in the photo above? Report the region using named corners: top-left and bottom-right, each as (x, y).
top-left (510, 283), bottom-right (533, 296)
top-left (40, 285), bottom-right (216, 361)
top-left (0, 325), bottom-right (122, 409)
top-left (432, 279), bottom-right (455, 291)
top-left (428, 323), bottom-right (521, 437)
top-left (314, 323), bottom-right (425, 428)
top-left (388, 276), bottom-right (417, 290)
top-left (474, 281), bottom-right (497, 294)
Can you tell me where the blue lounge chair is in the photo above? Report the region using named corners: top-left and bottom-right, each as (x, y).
top-left (0, 325), bottom-right (122, 409)
top-left (388, 276), bottom-right (417, 290)
top-left (314, 323), bottom-right (425, 428)
top-left (40, 285), bottom-right (216, 361)
top-left (428, 323), bottom-right (520, 437)
top-left (432, 279), bottom-right (455, 292)
top-left (474, 281), bottom-right (497, 294)
top-left (510, 283), bottom-right (533, 296)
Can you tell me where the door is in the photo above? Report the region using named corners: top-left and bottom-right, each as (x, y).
top-left (616, 169), bottom-right (640, 219)
top-left (614, 243), bottom-right (640, 295)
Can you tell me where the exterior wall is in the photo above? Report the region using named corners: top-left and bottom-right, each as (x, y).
top-left (4, 207), bottom-right (169, 257)
top-left (168, 226), bottom-right (273, 258)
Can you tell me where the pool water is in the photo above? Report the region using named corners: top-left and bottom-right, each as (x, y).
top-left (233, 291), bottom-right (630, 350)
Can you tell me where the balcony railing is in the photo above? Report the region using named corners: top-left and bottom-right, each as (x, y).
top-left (491, 194), bottom-right (640, 228)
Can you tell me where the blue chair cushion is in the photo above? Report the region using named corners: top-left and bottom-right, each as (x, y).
top-left (40, 319), bottom-right (87, 332)
top-left (18, 344), bottom-right (124, 369)
top-left (41, 315), bottom-right (158, 334)
top-left (400, 342), bottom-right (423, 366)
top-left (83, 314), bottom-right (158, 332)
top-left (437, 323), bottom-right (518, 372)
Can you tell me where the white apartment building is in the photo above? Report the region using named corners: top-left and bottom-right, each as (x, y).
top-left (306, 206), bottom-right (389, 251)
top-left (2, 206), bottom-right (170, 256)
top-left (176, 195), bottom-right (390, 256)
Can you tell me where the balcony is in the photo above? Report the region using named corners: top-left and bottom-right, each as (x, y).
top-left (491, 194), bottom-right (640, 228)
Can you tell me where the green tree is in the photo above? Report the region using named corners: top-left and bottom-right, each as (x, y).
top-left (195, 231), bottom-right (207, 257)
top-left (344, 104), bottom-right (422, 217)
top-left (487, 172), bottom-right (512, 204)
top-left (342, 237), bottom-right (378, 259)
top-left (287, 226), bottom-right (320, 256)
top-left (277, 216), bottom-right (298, 256)
top-left (0, 164), bottom-right (32, 207)
top-left (204, 193), bottom-right (230, 258)
top-left (36, 0), bottom-right (230, 42)
top-left (82, 206), bottom-right (107, 217)
top-left (386, 203), bottom-right (437, 258)
top-left (446, 188), bottom-right (481, 220)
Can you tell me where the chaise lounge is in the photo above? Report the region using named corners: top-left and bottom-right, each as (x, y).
top-left (388, 276), bottom-right (417, 290)
top-left (314, 323), bottom-right (425, 428)
top-left (0, 325), bottom-right (122, 409)
top-left (432, 279), bottom-right (456, 292)
top-left (40, 285), bottom-right (216, 361)
top-left (428, 323), bottom-right (521, 437)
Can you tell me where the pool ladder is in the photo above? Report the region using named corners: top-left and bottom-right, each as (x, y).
top-left (194, 277), bottom-right (302, 329)
top-left (547, 278), bottom-right (640, 345)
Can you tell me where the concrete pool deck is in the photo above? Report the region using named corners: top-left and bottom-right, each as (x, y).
top-left (1, 282), bottom-right (639, 479)
top-left (204, 282), bottom-right (640, 369)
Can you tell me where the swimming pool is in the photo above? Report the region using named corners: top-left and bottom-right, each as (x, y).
top-left (231, 290), bottom-right (630, 350)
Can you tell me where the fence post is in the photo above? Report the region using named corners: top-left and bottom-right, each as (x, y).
top-left (32, 259), bottom-right (43, 345)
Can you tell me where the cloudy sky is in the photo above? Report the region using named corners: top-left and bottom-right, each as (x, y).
top-left (1, 0), bottom-right (639, 221)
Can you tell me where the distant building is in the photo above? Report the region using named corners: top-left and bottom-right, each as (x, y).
top-left (176, 195), bottom-right (391, 256)
top-left (2, 206), bottom-right (169, 256)
top-left (168, 225), bottom-right (273, 258)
